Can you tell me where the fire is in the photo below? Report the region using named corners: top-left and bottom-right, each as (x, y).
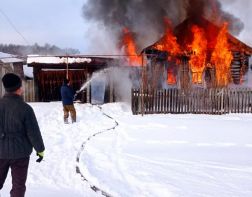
top-left (210, 23), bottom-right (233, 86)
top-left (189, 25), bottom-right (207, 84)
top-left (154, 18), bottom-right (181, 55)
top-left (167, 67), bottom-right (176, 85)
top-left (121, 27), bottom-right (142, 66)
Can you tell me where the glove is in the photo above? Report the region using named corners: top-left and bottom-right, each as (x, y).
top-left (36, 151), bottom-right (44, 162)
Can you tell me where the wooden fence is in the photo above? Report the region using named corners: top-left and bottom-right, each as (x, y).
top-left (131, 88), bottom-right (252, 115)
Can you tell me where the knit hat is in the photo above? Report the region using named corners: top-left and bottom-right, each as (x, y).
top-left (2, 73), bottom-right (22, 92)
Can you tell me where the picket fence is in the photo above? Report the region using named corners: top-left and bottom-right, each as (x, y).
top-left (131, 88), bottom-right (252, 115)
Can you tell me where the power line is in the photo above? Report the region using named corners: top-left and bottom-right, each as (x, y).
top-left (0, 8), bottom-right (30, 45)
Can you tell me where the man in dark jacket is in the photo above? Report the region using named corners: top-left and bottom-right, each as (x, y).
top-left (60, 78), bottom-right (76, 123)
top-left (0, 73), bottom-right (45, 197)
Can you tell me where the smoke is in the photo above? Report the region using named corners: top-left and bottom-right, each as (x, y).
top-left (202, 0), bottom-right (244, 35)
top-left (82, 0), bottom-right (244, 51)
top-left (108, 67), bottom-right (133, 103)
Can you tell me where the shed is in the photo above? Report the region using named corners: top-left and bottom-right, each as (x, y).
top-left (27, 55), bottom-right (115, 102)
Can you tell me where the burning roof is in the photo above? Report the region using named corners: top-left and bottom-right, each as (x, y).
top-left (174, 16), bottom-right (252, 54)
top-left (145, 16), bottom-right (252, 55)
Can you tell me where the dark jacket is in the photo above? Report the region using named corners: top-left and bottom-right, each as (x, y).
top-left (60, 84), bottom-right (75, 105)
top-left (0, 93), bottom-right (45, 159)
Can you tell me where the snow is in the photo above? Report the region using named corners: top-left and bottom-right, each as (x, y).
top-left (0, 52), bottom-right (24, 63)
top-left (27, 56), bottom-right (92, 64)
top-left (23, 65), bottom-right (33, 78)
top-left (1, 102), bottom-right (252, 197)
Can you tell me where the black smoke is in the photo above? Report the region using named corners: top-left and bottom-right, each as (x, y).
top-left (82, 0), bottom-right (244, 50)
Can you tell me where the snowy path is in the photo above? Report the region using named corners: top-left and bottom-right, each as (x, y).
top-left (76, 105), bottom-right (118, 197)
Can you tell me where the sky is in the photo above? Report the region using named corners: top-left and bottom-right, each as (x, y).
top-left (1, 101), bottom-right (252, 197)
top-left (0, 0), bottom-right (252, 54)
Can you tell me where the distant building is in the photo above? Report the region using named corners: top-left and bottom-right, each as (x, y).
top-left (27, 55), bottom-right (115, 102)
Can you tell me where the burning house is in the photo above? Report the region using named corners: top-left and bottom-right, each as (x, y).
top-left (83, 0), bottom-right (252, 90)
top-left (142, 16), bottom-right (252, 90)
top-left (81, 0), bottom-right (252, 114)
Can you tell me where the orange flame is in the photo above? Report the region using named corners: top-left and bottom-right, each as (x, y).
top-left (154, 18), bottom-right (181, 55)
top-left (167, 67), bottom-right (176, 85)
top-left (189, 25), bottom-right (207, 84)
top-left (121, 28), bottom-right (142, 66)
top-left (210, 23), bottom-right (233, 86)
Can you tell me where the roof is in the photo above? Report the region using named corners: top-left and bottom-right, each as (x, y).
top-left (174, 16), bottom-right (252, 54)
top-left (144, 16), bottom-right (252, 55)
top-left (27, 55), bottom-right (92, 64)
top-left (26, 55), bottom-right (116, 70)
top-left (0, 52), bottom-right (25, 64)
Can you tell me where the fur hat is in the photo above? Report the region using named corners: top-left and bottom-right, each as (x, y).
top-left (2, 73), bottom-right (22, 92)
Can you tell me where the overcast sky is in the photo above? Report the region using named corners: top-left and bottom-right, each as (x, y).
top-left (0, 0), bottom-right (251, 54)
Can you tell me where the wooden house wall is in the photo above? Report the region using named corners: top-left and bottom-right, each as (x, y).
top-left (0, 62), bottom-right (24, 97)
top-left (146, 52), bottom-right (250, 90)
top-left (35, 69), bottom-right (88, 102)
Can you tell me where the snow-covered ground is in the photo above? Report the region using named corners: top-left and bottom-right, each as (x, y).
top-left (1, 102), bottom-right (252, 197)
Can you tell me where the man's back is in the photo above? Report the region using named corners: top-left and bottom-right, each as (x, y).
top-left (0, 72), bottom-right (45, 197)
top-left (0, 93), bottom-right (44, 159)
top-left (61, 84), bottom-right (74, 105)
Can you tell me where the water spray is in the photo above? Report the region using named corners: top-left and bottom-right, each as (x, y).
top-left (74, 68), bottom-right (111, 100)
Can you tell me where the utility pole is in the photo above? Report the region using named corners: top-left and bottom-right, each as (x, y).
top-left (66, 56), bottom-right (69, 79)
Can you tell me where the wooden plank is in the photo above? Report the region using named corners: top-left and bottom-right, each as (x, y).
top-left (181, 90), bottom-right (185, 113)
top-left (245, 88), bottom-right (249, 113)
top-left (232, 89), bottom-right (235, 113)
top-left (237, 90), bottom-right (240, 113)
top-left (171, 89), bottom-right (174, 113)
top-left (167, 89), bottom-right (171, 113)
top-left (175, 89), bottom-right (178, 113)
top-left (228, 89), bottom-right (232, 113)
top-left (210, 89), bottom-right (214, 114)
top-left (165, 89), bottom-right (168, 113)
top-left (220, 88), bottom-right (224, 115)
top-left (151, 89), bottom-right (154, 114)
top-left (250, 90), bottom-right (252, 113)
top-left (216, 88), bottom-right (219, 115)
top-left (195, 88), bottom-right (199, 114)
top-left (230, 89), bottom-right (234, 113)
top-left (145, 89), bottom-right (148, 114)
top-left (189, 89), bottom-right (192, 113)
top-left (158, 90), bottom-right (161, 113)
top-left (197, 88), bottom-right (200, 114)
top-left (192, 89), bottom-right (196, 114)
top-left (154, 90), bottom-right (157, 113)
top-left (131, 89), bottom-right (135, 114)
top-left (161, 90), bottom-right (164, 113)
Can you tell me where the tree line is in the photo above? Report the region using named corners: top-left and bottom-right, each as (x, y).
top-left (0, 43), bottom-right (80, 57)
